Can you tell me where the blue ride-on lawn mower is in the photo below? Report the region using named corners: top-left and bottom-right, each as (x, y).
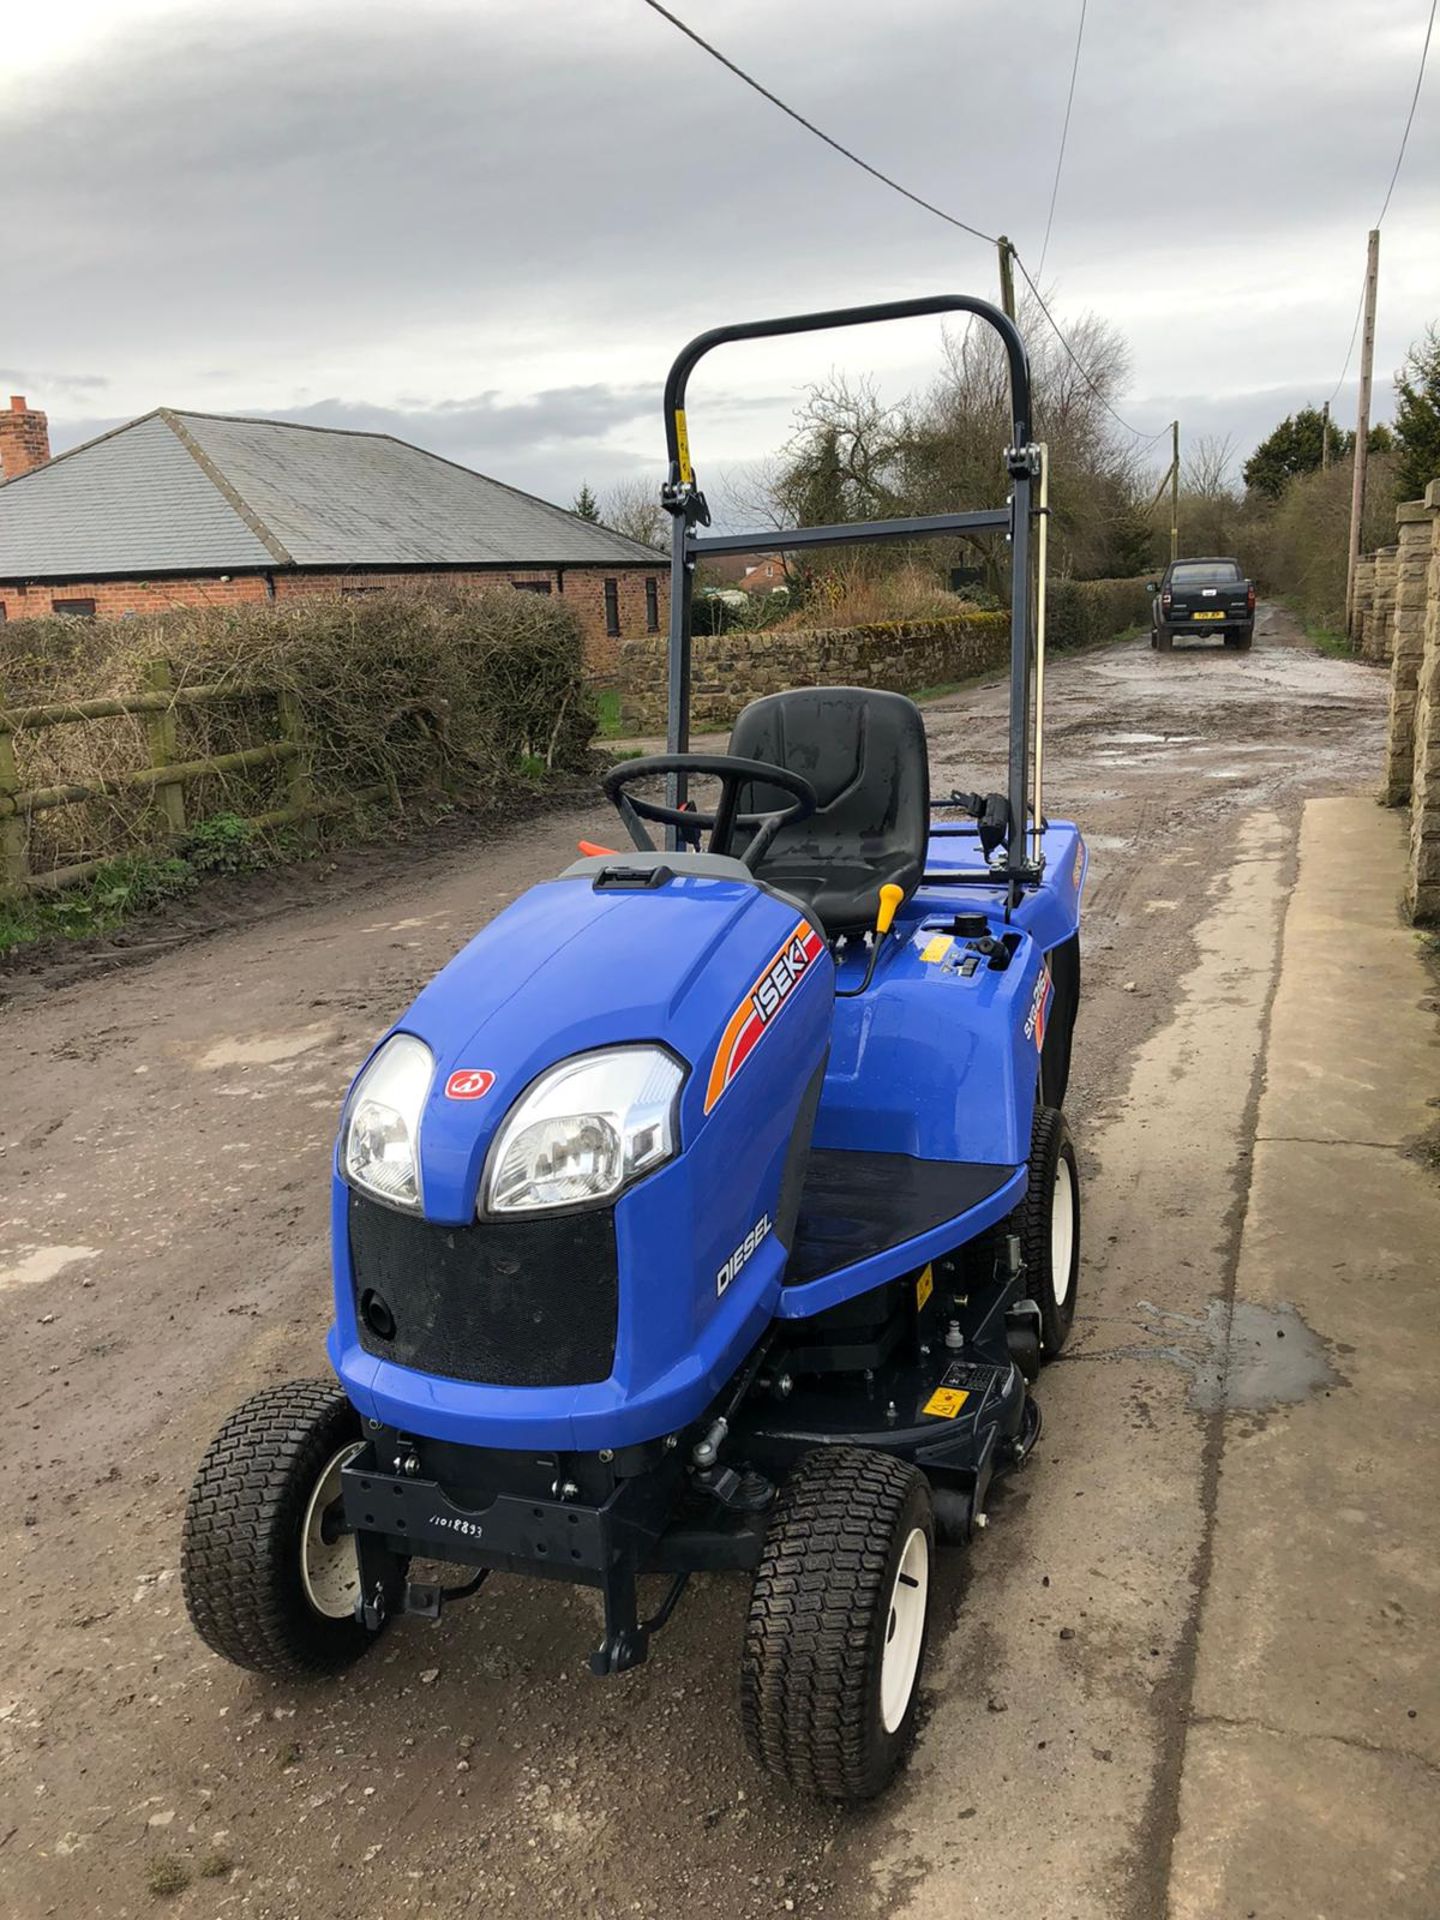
top-left (183, 294), bottom-right (1085, 1801)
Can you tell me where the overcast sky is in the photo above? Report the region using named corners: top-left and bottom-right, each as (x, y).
top-left (4, 0), bottom-right (1438, 511)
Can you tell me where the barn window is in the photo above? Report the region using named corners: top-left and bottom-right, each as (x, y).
top-left (645, 578), bottom-right (659, 631)
top-left (604, 578), bottom-right (620, 635)
top-left (52, 597), bottom-right (96, 617)
top-left (512, 579), bottom-right (552, 595)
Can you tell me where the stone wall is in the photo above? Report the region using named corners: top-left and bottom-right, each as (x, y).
top-left (1404, 482), bottom-right (1440, 921)
top-left (1370, 483), bottom-right (1440, 921)
top-left (1353, 555), bottom-right (1376, 657)
top-left (618, 575), bottom-right (1154, 734)
top-left (1368, 546), bottom-right (1400, 663)
top-left (618, 613), bottom-right (1011, 733)
top-left (1380, 504), bottom-right (1434, 806)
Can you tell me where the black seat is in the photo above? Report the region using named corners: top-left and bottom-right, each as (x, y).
top-left (727, 687), bottom-right (929, 936)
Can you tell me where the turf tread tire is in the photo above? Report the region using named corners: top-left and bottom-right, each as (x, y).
top-left (741, 1447), bottom-right (932, 1801)
top-left (181, 1379), bottom-right (380, 1678)
top-left (1019, 1106), bottom-right (1080, 1360)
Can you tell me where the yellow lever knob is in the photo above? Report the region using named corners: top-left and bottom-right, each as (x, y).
top-left (875, 883), bottom-right (905, 937)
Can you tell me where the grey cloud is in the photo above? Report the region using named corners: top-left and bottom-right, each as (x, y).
top-left (43, 382), bottom-right (791, 506)
top-left (0, 367), bottom-right (109, 397)
top-left (6, 0), bottom-right (1437, 489)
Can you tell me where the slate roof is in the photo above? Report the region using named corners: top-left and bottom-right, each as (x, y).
top-left (0, 409), bottom-right (663, 579)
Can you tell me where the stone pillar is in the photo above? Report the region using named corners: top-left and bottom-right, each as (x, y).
top-left (1404, 481), bottom-right (1440, 921)
top-left (1353, 555), bottom-right (1376, 657)
top-left (1370, 545), bottom-right (1400, 664)
top-left (1380, 504), bottom-right (1433, 805)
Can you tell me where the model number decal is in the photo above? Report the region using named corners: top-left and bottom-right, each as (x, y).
top-left (1024, 960), bottom-right (1053, 1052)
top-left (717, 1213), bottom-right (772, 1296)
top-left (704, 920), bottom-right (825, 1113)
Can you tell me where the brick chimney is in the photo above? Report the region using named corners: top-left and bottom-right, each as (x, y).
top-left (0, 395), bottom-right (51, 481)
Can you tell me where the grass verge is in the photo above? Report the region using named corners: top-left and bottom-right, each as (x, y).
top-left (0, 813), bottom-right (273, 956)
top-left (1308, 625), bottom-right (1356, 658)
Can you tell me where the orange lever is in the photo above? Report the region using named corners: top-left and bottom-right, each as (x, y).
top-left (578, 839), bottom-right (618, 857)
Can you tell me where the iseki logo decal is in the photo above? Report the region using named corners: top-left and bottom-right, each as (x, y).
top-left (705, 921), bottom-right (825, 1113)
top-left (445, 1068), bottom-right (495, 1100)
top-left (1024, 961), bottom-right (1054, 1052)
top-left (716, 1213), bottom-right (772, 1296)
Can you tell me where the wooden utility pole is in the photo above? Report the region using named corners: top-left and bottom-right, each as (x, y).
top-left (1321, 399), bottom-right (1331, 470)
top-left (1170, 420), bottom-right (1180, 563)
top-left (997, 236), bottom-right (1016, 321)
top-left (1345, 228), bottom-right (1380, 637)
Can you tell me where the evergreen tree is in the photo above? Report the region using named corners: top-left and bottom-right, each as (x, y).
top-left (1393, 326), bottom-right (1440, 501)
top-left (573, 482), bottom-right (601, 522)
top-left (1242, 407), bottom-right (1353, 498)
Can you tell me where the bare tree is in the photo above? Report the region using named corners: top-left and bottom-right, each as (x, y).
top-left (1184, 434), bottom-right (1238, 497)
top-left (758, 294), bottom-right (1154, 589)
top-left (600, 477), bottom-right (667, 551)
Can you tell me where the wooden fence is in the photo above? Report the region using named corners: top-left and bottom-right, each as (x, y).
top-left (0, 663), bottom-right (383, 897)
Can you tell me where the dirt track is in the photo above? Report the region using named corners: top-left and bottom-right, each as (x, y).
top-left (0, 608), bottom-right (1389, 1918)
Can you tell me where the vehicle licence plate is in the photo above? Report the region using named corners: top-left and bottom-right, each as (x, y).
top-left (1193, 611), bottom-right (1225, 621)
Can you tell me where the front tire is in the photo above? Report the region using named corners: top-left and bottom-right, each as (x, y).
top-left (182, 1379), bottom-right (382, 1677)
top-left (742, 1448), bottom-right (934, 1800)
top-left (1018, 1107), bottom-right (1080, 1359)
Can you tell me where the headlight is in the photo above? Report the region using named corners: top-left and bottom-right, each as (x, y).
top-left (342, 1033), bottom-right (434, 1213)
top-left (483, 1046), bottom-right (684, 1216)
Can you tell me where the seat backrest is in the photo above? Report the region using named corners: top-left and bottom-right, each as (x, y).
top-left (727, 687), bottom-right (929, 936)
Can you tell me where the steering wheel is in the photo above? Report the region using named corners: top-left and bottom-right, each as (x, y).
top-left (601, 754), bottom-right (817, 871)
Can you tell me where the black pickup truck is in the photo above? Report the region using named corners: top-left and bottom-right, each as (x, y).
top-left (1148, 557), bottom-right (1256, 651)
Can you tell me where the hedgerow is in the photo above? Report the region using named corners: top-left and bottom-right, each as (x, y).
top-left (3, 585), bottom-right (595, 877)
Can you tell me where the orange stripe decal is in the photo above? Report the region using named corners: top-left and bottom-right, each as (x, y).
top-left (704, 919), bottom-right (825, 1113)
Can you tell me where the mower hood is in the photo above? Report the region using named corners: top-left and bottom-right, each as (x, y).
top-left (378, 865), bottom-right (825, 1225)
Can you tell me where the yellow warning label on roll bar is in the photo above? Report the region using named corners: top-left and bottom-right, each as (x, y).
top-left (674, 409), bottom-right (693, 485)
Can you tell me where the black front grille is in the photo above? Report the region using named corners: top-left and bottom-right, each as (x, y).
top-left (348, 1192), bottom-right (619, 1388)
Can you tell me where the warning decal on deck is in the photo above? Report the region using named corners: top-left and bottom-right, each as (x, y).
top-left (920, 934), bottom-right (954, 964)
top-left (922, 1386), bottom-right (970, 1419)
top-left (916, 1263), bottom-right (934, 1310)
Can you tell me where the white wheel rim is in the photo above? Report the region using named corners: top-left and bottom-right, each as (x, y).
top-left (880, 1527), bottom-right (929, 1733)
top-left (300, 1443), bottom-right (364, 1620)
top-left (1051, 1156), bottom-right (1075, 1305)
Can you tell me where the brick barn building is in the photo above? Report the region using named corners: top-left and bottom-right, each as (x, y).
top-left (0, 396), bottom-right (666, 678)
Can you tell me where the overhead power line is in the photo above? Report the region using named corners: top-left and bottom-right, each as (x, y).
top-left (1010, 251), bottom-right (1171, 445)
top-left (636, 0), bottom-right (996, 246)
top-left (1037, 0), bottom-right (1088, 282)
top-left (637, 0), bottom-right (1167, 445)
top-left (1325, 281), bottom-right (1367, 409)
top-left (1376, 0), bottom-right (1437, 226)
top-left (1327, 0), bottom-right (1435, 403)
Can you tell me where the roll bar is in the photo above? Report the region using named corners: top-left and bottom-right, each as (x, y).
top-left (658, 294), bottom-right (1043, 886)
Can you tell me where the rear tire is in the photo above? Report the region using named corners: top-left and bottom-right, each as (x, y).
top-left (1018, 1107), bottom-right (1080, 1360)
top-left (1156, 626), bottom-right (1174, 653)
top-left (1225, 628), bottom-right (1253, 650)
top-left (182, 1379), bottom-right (382, 1677)
top-left (742, 1448), bottom-right (933, 1800)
